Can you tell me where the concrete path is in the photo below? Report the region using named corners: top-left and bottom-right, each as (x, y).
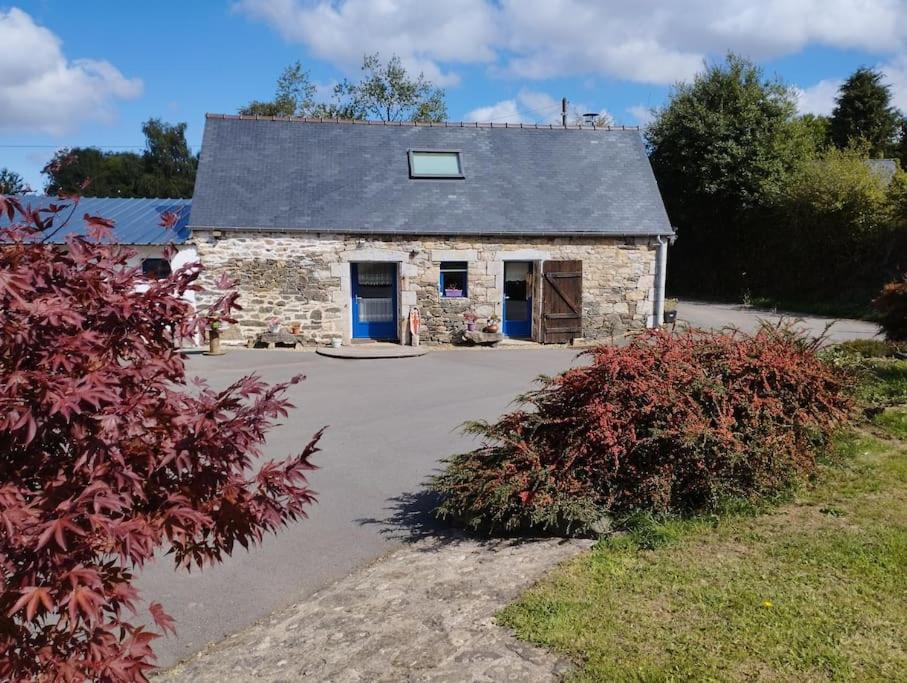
top-left (158, 535), bottom-right (591, 682)
top-left (138, 348), bottom-right (581, 668)
top-left (676, 300), bottom-right (881, 342)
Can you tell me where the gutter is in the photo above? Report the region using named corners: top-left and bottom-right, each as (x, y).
top-left (651, 232), bottom-right (676, 328)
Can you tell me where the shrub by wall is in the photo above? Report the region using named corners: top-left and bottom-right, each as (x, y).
top-left (432, 325), bottom-right (851, 536)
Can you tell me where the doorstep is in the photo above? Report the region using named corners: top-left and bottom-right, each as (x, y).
top-left (316, 343), bottom-right (429, 359)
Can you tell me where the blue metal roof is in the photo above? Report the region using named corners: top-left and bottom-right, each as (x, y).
top-left (1, 196), bottom-right (191, 244)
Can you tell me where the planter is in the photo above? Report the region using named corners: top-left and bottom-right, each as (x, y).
top-left (205, 328), bottom-right (225, 356)
top-left (331, 338), bottom-right (342, 348)
top-left (482, 323), bottom-right (499, 333)
top-left (444, 289), bottom-right (463, 298)
top-left (466, 322), bottom-right (477, 331)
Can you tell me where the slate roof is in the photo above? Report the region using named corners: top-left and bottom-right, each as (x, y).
top-left (1, 196), bottom-right (191, 244)
top-left (866, 158), bottom-right (899, 185)
top-left (190, 115), bottom-right (673, 237)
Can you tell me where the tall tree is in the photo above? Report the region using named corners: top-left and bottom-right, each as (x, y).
top-left (0, 167), bottom-right (26, 194)
top-left (829, 67), bottom-right (900, 157)
top-left (136, 119), bottom-right (198, 197)
top-left (43, 119), bottom-right (197, 197)
top-left (332, 53), bottom-right (447, 122)
top-left (647, 54), bottom-right (808, 294)
top-left (896, 118), bottom-right (907, 169)
top-left (239, 61), bottom-right (317, 117)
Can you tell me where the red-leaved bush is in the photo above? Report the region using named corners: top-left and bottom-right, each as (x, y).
top-left (432, 324), bottom-right (851, 535)
top-left (0, 195), bottom-right (323, 681)
top-left (873, 273), bottom-right (907, 341)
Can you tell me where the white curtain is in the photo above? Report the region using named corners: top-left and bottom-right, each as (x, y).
top-left (357, 263), bottom-right (394, 286)
top-left (358, 298), bottom-right (393, 322)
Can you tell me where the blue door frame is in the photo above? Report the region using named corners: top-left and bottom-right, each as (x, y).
top-left (351, 263), bottom-right (398, 340)
top-left (502, 261), bottom-right (533, 338)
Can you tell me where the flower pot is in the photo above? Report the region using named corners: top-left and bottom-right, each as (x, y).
top-left (466, 322), bottom-right (477, 331)
top-left (331, 338), bottom-right (342, 348)
top-left (483, 323), bottom-right (499, 333)
top-left (444, 289), bottom-right (463, 298)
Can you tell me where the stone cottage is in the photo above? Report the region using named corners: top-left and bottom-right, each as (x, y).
top-left (189, 114), bottom-right (674, 345)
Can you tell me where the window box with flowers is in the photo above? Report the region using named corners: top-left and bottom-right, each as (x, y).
top-left (440, 261), bottom-right (468, 299)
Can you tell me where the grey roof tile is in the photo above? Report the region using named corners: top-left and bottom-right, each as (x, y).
top-left (190, 115), bottom-right (673, 237)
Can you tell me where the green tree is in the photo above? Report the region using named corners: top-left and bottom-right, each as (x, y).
top-left (136, 119), bottom-right (198, 197)
top-left (791, 114), bottom-right (831, 153)
top-left (895, 118), bottom-right (907, 169)
top-left (43, 148), bottom-right (144, 197)
top-left (332, 54), bottom-right (447, 122)
top-left (239, 61), bottom-right (317, 117)
top-left (43, 119), bottom-right (197, 198)
top-left (0, 167), bottom-right (26, 194)
top-left (767, 146), bottom-right (899, 300)
top-left (243, 54), bottom-right (447, 123)
top-left (646, 54), bottom-right (808, 294)
top-left (829, 67), bottom-right (900, 157)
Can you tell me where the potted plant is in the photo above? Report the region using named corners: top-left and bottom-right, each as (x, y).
top-left (463, 309), bottom-right (479, 332)
top-left (483, 314), bottom-right (500, 334)
top-left (663, 298), bottom-right (678, 324)
top-left (266, 316), bottom-right (281, 334)
top-left (289, 321), bottom-right (301, 335)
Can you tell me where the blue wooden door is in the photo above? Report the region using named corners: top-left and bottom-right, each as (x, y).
top-left (503, 261), bottom-right (532, 338)
top-left (352, 263), bottom-right (397, 340)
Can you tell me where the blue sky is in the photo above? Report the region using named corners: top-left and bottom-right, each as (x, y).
top-left (4, 1), bottom-right (907, 191)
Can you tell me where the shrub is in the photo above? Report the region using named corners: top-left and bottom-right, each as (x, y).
top-left (831, 338), bottom-right (902, 358)
top-left (431, 324), bottom-right (851, 536)
top-left (0, 196), bottom-right (323, 681)
top-left (874, 273), bottom-right (907, 341)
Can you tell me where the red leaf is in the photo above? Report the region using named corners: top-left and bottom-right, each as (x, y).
top-left (149, 601), bottom-right (177, 636)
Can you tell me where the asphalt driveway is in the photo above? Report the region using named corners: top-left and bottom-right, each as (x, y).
top-left (138, 347), bottom-right (581, 668)
top-left (676, 300), bottom-right (880, 342)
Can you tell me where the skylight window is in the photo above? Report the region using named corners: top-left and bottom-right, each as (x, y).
top-left (409, 150), bottom-right (464, 179)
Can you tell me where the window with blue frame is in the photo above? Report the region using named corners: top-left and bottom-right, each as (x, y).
top-left (440, 261), bottom-right (468, 298)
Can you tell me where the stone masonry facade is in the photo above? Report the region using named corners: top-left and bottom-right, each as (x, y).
top-left (192, 230), bottom-right (658, 345)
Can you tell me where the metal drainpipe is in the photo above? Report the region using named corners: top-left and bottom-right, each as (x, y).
top-left (652, 235), bottom-right (669, 327)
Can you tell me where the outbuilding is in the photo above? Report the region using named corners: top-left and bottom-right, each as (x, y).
top-left (189, 114), bottom-right (674, 345)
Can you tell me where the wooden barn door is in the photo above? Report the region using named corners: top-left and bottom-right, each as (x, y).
top-left (541, 260), bottom-right (582, 343)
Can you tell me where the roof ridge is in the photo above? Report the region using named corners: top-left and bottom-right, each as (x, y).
top-left (205, 113), bottom-right (640, 131)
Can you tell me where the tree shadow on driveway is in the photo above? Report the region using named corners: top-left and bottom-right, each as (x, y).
top-left (355, 488), bottom-right (571, 552)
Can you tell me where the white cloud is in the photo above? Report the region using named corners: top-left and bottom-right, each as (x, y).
top-left (465, 99), bottom-right (522, 123)
top-left (0, 8), bottom-right (142, 135)
top-left (793, 79), bottom-right (841, 115)
top-left (233, 0), bottom-right (499, 86)
top-left (628, 105), bottom-right (655, 127)
top-left (880, 55), bottom-right (907, 111)
top-left (235, 0), bottom-right (907, 87)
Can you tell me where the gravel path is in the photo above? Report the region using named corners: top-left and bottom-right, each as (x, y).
top-left (157, 534), bottom-right (591, 682)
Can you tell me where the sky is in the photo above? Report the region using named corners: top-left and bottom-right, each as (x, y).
top-left (3, 0), bottom-right (907, 191)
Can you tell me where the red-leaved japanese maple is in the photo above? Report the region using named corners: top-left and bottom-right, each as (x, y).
top-left (0, 195), bottom-right (323, 681)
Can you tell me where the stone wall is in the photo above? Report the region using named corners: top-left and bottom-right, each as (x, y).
top-left (192, 230), bottom-right (658, 345)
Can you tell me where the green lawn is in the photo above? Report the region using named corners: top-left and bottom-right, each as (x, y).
top-left (500, 362), bottom-right (907, 682)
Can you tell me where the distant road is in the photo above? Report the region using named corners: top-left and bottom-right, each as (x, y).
top-left (676, 300), bottom-right (881, 343)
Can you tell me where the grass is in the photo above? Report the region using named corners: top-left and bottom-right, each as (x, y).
top-left (499, 360), bottom-right (907, 682)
